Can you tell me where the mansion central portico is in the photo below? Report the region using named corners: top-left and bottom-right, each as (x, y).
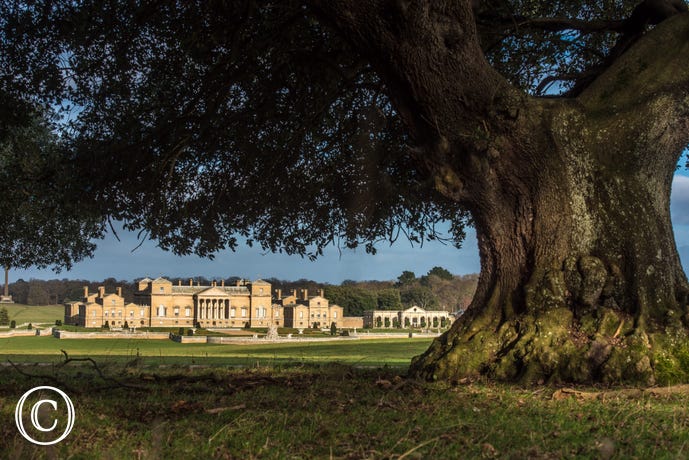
top-left (195, 288), bottom-right (232, 321)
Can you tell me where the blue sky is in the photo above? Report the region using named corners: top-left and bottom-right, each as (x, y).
top-left (11, 168), bottom-right (689, 284)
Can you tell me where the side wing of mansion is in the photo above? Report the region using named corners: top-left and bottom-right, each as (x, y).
top-left (64, 277), bottom-right (363, 329)
top-left (363, 306), bottom-right (455, 329)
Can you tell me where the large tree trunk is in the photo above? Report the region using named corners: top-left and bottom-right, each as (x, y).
top-left (409, 15), bottom-right (689, 385)
top-left (313, 2), bottom-right (689, 384)
top-left (410, 102), bottom-right (689, 384)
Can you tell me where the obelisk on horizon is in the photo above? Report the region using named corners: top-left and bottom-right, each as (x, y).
top-left (1, 266), bottom-right (14, 303)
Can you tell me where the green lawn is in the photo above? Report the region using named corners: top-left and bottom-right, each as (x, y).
top-left (2, 364), bottom-right (689, 459)
top-left (0, 335), bottom-right (434, 367)
top-left (0, 304), bottom-right (63, 324)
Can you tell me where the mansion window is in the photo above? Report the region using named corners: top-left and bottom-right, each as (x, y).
top-left (104, 311), bottom-right (109, 317)
top-left (174, 307), bottom-right (180, 316)
top-left (185, 307), bottom-right (191, 317)
top-left (92, 311), bottom-right (97, 317)
top-left (333, 312), bottom-right (337, 318)
top-left (241, 308), bottom-right (247, 318)
top-left (230, 308), bottom-right (236, 318)
top-left (274, 311), bottom-right (279, 318)
top-left (140, 308), bottom-right (145, 317)
top-left (129, 311), bottom-right (134, 317)
top-left (157, 305), bottom-right (166, 317)
top-left (299, 311), bottom-right (304, 319)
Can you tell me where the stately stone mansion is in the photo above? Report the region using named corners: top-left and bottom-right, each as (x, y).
top-left (64, 277), bottom-right (363, 329)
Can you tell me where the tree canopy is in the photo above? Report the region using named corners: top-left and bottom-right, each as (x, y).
top-left (0, 101), bottom-right (103, 270)
top-left (5, 0), bottom-right (673, 261)
top-left (1, 2), bottom-right (687, 260)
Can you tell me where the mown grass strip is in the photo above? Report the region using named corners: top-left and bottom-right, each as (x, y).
top-left (0, 336), bottom-right (434, 367)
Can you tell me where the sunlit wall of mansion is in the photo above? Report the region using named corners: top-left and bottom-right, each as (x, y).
top-left (363, 306), bottom-right (454, 329)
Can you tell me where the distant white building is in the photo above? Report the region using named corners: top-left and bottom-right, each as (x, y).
top-left (363, 306), bottom-right (454, 329)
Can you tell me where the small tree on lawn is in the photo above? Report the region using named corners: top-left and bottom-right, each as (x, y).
top-left (10, 320), bottom-right (16, 329)
top-left (103, 320), bottom-right (109, 330)
top-left (27, 323), bottom-right (32, 330)
top-left (0, 307), bottom-right (9, 326)
top-left (330, 322), bottom-right (337, 336)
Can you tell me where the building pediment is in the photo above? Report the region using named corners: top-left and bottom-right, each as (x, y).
top-left (152, 277), bottom-right (172, 284)
top-left (403, 306), bottom-right (426, 314)
top-left (195, 286), bottom-right (231, 297)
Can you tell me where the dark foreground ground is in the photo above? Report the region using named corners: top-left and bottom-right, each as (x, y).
top-left (1, 361), bottom-right (689, 459)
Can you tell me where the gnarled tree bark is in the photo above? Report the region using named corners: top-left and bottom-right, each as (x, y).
top-left (409, 14), bottom-right (689, 384)
top-left (312, 2), bottom-right (689, 384)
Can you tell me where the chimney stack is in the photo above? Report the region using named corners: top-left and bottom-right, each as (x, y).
top-left (319, 289), bottom-right (324, 298)
top-left (98, 286), bottom-right (105, 297)
top-left (178, 280), bottom-right (181, 286)
top-left (189, 278), bottom-right (193, 287)
top-left (83, 286), bottom-right (88, 299)
top-left (303, 289), bottom-right (308, 300)
top-left (276, 289), bottom-right (282, 300)
top-left (212, 280), bottom-right (217, 287)
top-left (117, 287), bottom-right (122, 297)
top-left (221, 280), bottom-right (225, 288)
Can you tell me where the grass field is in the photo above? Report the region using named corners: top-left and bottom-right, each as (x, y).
top-left (2, 326), bottom-right (689, 458)
top-left (0, 335), bottom-right (434, 367)
top-left (2, 362), bottom-right (689, 459)
top-left (0, 304), bottom-right (63, 324)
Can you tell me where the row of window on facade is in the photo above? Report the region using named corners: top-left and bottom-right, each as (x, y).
top-left (374, 316), bottom-right (450, 327)
top-left (155, 306), bottom-right (272, 318)
top-left (96, 306), bottom-right (339, 319)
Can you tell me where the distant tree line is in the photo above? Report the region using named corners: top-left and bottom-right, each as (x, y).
top-left (7, 267), bottom-right (477, 313)
top-left (324, 268), bottom-right (477, 316)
